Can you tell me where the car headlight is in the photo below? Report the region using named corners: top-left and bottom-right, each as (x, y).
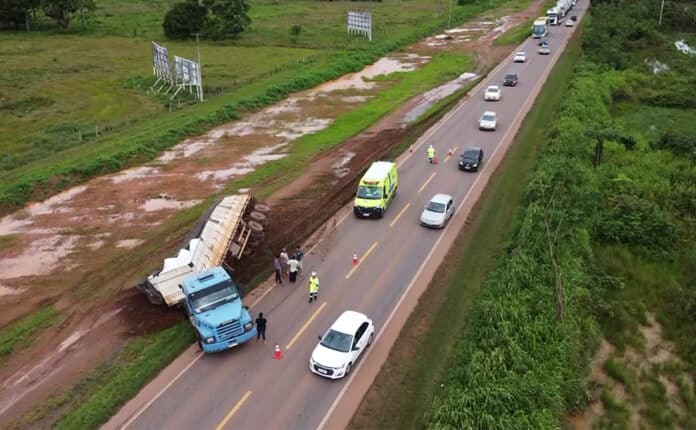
top-left (473, 163), bottom-right (478, 167)
top-left (204, 337), bottom-right (215, 344)
top-left (244, 322), bottom-right (253, 331)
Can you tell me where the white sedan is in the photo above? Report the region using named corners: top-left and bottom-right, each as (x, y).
top-left (310, 310), bottom-right (374, 379)
top-left (420, 194), bottom-right (455, 228)
top-left (565, 19), bottom-right (574, 27)
top-left (483, 85), bottom-right (501, 101)
top-left (513, 51), bottom-right (527, 62)
top-left (479, 111), bottom-right (497, 131)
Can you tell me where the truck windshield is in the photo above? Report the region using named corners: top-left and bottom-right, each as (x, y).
top-left (189, 281), bottom-right (240, 314)
top-left (320, 329), bottom-right (353, 353)
top-left (533, 24), bottom-right (546, 35)
top-left (357, 185), bottom-right (382, 200)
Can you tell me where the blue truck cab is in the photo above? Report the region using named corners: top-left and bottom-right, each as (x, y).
top-left (182, 266), bottom-right (256, 353)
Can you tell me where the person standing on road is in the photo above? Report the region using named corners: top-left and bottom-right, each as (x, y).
top-left (280, 248), bottom-right (289, 276)
top-left (308, 272), bottom-right (319, 303)
top-left (427, 144), bottom-right (435, 164)
top-left (256, 312), bottom-right (267, 342)
top-left (295, 246), bottom-right (304, 274)
top-left (288, 255), bottom-right (299, 283)
top-left (274, 255), bottom-right (283, 285)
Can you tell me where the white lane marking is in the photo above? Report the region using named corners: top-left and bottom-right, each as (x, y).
top-left (317, 9), bottom-right (581, 429)
top-left (120, 351), bottom-right (204, 429)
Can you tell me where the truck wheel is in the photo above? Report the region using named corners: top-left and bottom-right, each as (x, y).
top-left (248, 220), bottom-right (264, 233)
top-left (250, 211), bottom-right (267, 224)
top-left (197, 335), bottom-right (204, 351)
top-left (254, 203), bottom-right (270, 213)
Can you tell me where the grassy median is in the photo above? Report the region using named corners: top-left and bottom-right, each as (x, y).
top-left (348, 24), bottom-right (583, 430)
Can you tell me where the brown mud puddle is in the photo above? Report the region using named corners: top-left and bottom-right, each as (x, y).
top-left (0, 0), bottom-right (544, 425)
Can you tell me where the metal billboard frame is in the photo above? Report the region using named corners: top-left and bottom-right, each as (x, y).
top-left (172, 55), bottom-right (203, 101)
top-left (151, 41), bottom-right (174, 94)
top-left (347, 11), bottom-right (372, 42)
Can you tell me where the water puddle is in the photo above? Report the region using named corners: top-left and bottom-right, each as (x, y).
top-left (196, 143), bottom-right (290, 182)
top-left (403, 72), bottom-right (479, 124)
top-left (310, 55), bottom-right (430, 94)
top-left (111, 167), bottom-right (161, 184)
top-left (115, 239), bottom-right (144, 249)
top-left (333, 152), bottom-right (356, 178)
top-left (0, 285), bottom-right (24, 297)
top-left (26, 186), bottom-right (86, 217)
top-left (140, 199), bottom-right (202, 212)
top-left (0, 235), bottom-right (78, 280)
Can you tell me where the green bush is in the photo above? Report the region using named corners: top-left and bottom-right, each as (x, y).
top-left (654, 130), bottom-right (696, 161)
top-left (595, 189), bottom-right (676, 255)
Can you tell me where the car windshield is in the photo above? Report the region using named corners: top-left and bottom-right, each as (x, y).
top-left (189, 280), bottom-right (240, 314)
top-left (505, 74), bottom-right (517, 80)
top-left (516, 52), bottom-right (525, 56)
top-left (482, 114), bottom-right (496, 122)
top-left (462, 151), bottom-right (479, 161)
top-left (357, 185), bottom-right (382, 200)
top-left (426, 201), bottom-right (446, 213)
top-left (321, 329), bottom-right (353, 353)
top-left (487, 86), bottom-right (499, 93)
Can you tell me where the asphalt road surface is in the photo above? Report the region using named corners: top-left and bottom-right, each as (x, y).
top-left (112, 3), bottom-right (587, 429)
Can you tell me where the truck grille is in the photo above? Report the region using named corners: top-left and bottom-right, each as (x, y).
top-left (216, 320), bottom-right (244, 341)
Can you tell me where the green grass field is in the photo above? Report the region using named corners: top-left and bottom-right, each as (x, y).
top-left (0, 0), bottom-right (518, 212)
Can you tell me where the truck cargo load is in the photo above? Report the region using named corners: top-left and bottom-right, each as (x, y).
top-left (138, 194), bottom-right (254, 306)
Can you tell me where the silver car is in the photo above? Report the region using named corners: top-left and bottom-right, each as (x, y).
top-left (479, 111), bottom-right (497, 131)
top-left (420, 194), bottom-right (455, 228)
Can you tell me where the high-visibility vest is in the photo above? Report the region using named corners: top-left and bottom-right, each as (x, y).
top-left (427, 146), bottom-right (435, 158)
top-left (309, 276), bottom-right (319, 293)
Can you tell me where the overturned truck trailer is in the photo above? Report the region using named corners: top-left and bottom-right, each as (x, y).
top-left (138, 194), bottom-right (264, 306)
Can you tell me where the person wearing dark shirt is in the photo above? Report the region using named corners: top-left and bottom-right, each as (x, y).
top-left (256, 313), bottom-right (267, 342)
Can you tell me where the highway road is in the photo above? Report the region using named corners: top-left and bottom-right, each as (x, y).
top-left (110, 3), bottom-right (587, 429)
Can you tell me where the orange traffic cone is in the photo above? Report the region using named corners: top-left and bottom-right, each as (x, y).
top-left (409, 145), bottom-right (414, 153)
top-left (353, 253), bottom-right (359, 266)
top-left (433, 156), bottom-right (439, 165)
top-left (273, 344), bottom-right (283, 360)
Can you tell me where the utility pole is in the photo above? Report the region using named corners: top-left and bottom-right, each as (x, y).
top-left (659, 0), bottom-right (665, 26)
top-left (448, 0), bottom-right (452, 28)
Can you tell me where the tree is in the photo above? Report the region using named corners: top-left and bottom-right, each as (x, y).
top-left (163, 0), bottom-right (207, 39)
top-left (203, 0), bottom-right (250, 40)
top-left (1, 0), bottom-right (40, 30)
top-left (41, 0), bottom-right (94, 29)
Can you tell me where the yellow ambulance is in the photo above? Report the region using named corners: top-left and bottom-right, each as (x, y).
top-left (353, 161), bottom-right (398, 218)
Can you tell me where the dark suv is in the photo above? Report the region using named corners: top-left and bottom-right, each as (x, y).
top-left (503, 72), bottom-right (518, 86)
top-left (458, 147), bottom-right (484, 172)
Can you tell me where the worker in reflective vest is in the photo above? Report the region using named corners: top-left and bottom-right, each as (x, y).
top-left (427, 145), bottom-right (435, 164)
top-left (308, 272), bottom-right (319, 303)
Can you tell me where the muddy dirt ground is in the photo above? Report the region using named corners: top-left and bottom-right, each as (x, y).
top-left (0, 0), bottom-right (545, 425)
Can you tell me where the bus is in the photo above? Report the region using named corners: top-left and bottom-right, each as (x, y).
top-left (532, 17), bottom-right (549, 38)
